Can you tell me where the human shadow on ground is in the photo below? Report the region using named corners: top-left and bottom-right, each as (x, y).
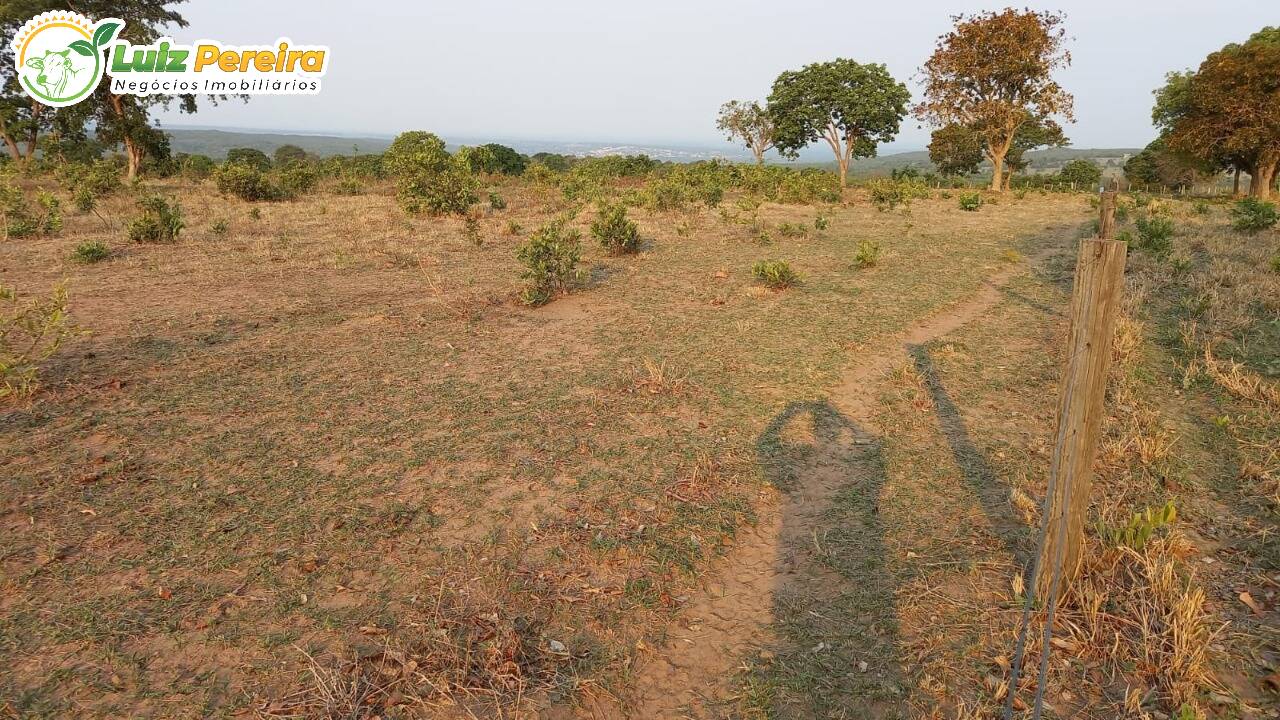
top-left (749, 400), bottom-right (907, 717)
top-left (907, 343), bottom-right (1031, 564)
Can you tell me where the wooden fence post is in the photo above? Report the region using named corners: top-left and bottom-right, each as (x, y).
top-left (1036, 195), bottom-right (1128, 598)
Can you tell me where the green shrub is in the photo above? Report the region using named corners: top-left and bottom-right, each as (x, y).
top-left (1191, 200), bottom-right (1211, 216)
top-left (853, 239), bottom-right (881, 268)
top-left (488, 191), bottom-right (506, 210)
top-left (333, 176), bottom-right (364, 195)
top-left (1135, 215), bottom-right (1175, 257)
top-left (1, 282), bottom-right (77, 400)
top-left (214, 162), bottom-right (285, 201)
top-left (35, 192), bottom-right (61, 234)
top-left (1057, 159), bottom-right (1103, 189)
top-left (752, 259), bottom-right (799, 289)
top-left (178, 153), bottom-right (216, 179)
top-left (71, 240), bottom-right (109, 263)
top-left (866, 178), bottom-right (929, 211)
top-left (210, 219), bottom-right (229, 237)
top-left (1270, 254), bottom-right (1280, 274)
top-left (777, 222), bottom-right (808, 238)
top-left (73, 187), bottom-right (95, 213)
top-left (127, 195), bottom-right (185, 243)
top-left (1, 183), bottom-right (38, 238)
top-left (58, 159), bottom-right (121, 198)
top-left (517, 218), bottom-right (584, 306)
top-left (384, 131), bottom-right (477, 215)
top-left (1230, 198), bottom-right (1278, 233)
top-left (591, 203), bottom-right (640, 255)
top-left (225, 147), bottom-right (272, 172)
top-left (524, 162), bottom-right (560, 187)
top-left (249, 207), bottom-right (262, 221)
top-left (506, 220), bottom-right (523, 236)
top-left (278, 163), bottom-right (319, 196)
top-left (958, 192), bottom-right (982, 211)
top-left (814, 215), bottom-right (829, 231)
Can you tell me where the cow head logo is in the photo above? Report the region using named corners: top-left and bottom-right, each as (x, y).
top-left (11, 12), bottom-right (122, 108)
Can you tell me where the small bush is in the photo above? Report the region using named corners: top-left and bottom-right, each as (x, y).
top-left (1230, 198), bottom-right (1278, 233)
top-left (1, 282), bottom-right (77, 400)
top-left (71, 240), bottom-right (109, 263)
top-left (517, 219), bottom-right (584, 306)
top-left (384, 131), bottom-right (478, 216)
top-left (853, 239), bottom-right (881, 268)
top-left (866, 178), bottom-right (929, 211)
top-left (215, 162), bottom-right (284, 201)
top-left (777, 222), bottom-right (808, 238)
top-left (505, 220), bottom-right (523, 236)
top-left (58, 160), bottom-right (121, 198)
top-left (958, 192), bottom-right (982, 211)
top-left (225, 147), bottom-right (272, 172)
top-left (249, 207), bottom-right (262, 221)
top-left (1270, 254), bottom-right (1280, 274)
top-left (464, 214), bottom-right (483, 246)
top-left (591, 203), bottom-right (640, 255)
top-left (210, 219), bottom-right (229, 237)
top-left (73, 187), bottom-right (95, 213)
top-left (752, 259), bottom-right (799, 289)
top-left (278, 163), bottom-right (319, 196)
top-left (35, 192), bottom-right (61, 234)
top-left (1135, 215), bottom-right (1175, 257)
top-left (1191, 200), bottom-right (1211, 216)
top-left (488, 191), bottom-right (506, 210)
top-left (1, 183), bottom-right (36, 238)
top-left (127, 195), bottom-right (185, 244)
top-left (814, 215), bottom-right (829, 231)
top-left (333, 176), bottom-right (364, 195)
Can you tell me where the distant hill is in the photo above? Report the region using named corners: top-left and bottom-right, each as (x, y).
top-left (161, 126), bottom-right (1139, 175)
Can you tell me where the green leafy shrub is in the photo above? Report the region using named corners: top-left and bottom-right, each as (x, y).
top-left (1230, 198), bottom-right (1278, 233)
top-left (1, 282), bottom-right (77, 400)
top-left (866, 178), bottom-right (929, 211)
top-left (178, 153), bottom-right (216, 179)
top-left (1057, 159), bottom-right (1103, 189)
top-left (814, 215), bottom-right (829, 231)
top-left (752, 259), bottom-right (799, 289)
top-left (1097, 501), bottom-right (1176, 551)
top-left (1270, 254), bottom-right (1280, 274)
top-left (517, 218), bottom-right (584, 306)
top-left (1135, 215), bottom-right (1175, 257)
top-left (73, 187), bottom-right (95, 213)
top-left (36, 192), bottom-right (61, 234)
top-left (58, 159), bottom-right (121, 198)
top-left (210, 219), bottom-right (229, 237)
top-left (591, 203), bottom-right (640, 255)
top-left (214, 162), bottom-right (285, 201)
top-left (278, 163), bottom-right (319, 196)
top-left (777, 222), bottom-right (808, 238)
top-left (464, 214), bottom-right (483, 246)
top-left (488, 191), bottom-right (506, 210)
top-left (225, 147), bottom-right (272, 172)
top-left (127, 195), bottom-right (184, 243)
top-left (71, 240), bottom-right (109, 263)
top-left (505, 220), bottom-right (523, 236)
top-left (1191, 200), bottom-right (1211, 216)
top-left (333, 176), bottom-right (364, 195)
top-left (524, 162), bottom-right (560, 187)
top-left (853, 239), bottom-right (881, 268)
top-left (384, 131), bottom-right (477, 215)
top-left (958, 192), bottom-right (982, 211)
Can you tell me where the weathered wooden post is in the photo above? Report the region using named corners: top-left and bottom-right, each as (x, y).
top-left (1036, 190), bottom-right (1127, 598)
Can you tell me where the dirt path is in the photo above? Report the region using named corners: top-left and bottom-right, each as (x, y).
top-left (628, 248), bottom-right (1061, 718)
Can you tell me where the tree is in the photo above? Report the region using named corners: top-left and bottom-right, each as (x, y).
top-left (767, 59), bottom-right (910, 188)
top-left (1163, 28), bottom-right (1280, 198)
top-left (384, 131), bottom-right (477, 215)
top-left (928, 124), bottom-right (983, 177)
top-left (274, 144), bottom-right (308, 167)
top-left (716, 100), bottom-right (775, 165)
top-left (916, 9), bottom-right (1074, 191)
top-left (1058, 159), bottom-right (1102, 188)
top-left (225, 148), bottom-right (272, 171)
top-left (1124, 138), bottom-right (1213, 190)
top-left (1003, 118), bottom-right (1068, 189)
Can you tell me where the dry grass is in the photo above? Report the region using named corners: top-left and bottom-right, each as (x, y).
top-left (0, 172), bottom-right (1087, 717)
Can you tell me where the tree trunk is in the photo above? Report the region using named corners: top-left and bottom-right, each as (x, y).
top-left (752, 144), bottom-right (765, 165)
top-left (1250, 156), bottom-right (1278, 199)
top-left (1232, 168), bottom-right (1241, 196)
top-left (989, 151), bottom-right (1005, 192)
top-left (124, 138), bottom-right (143, 182)
top-left (836, 154), bottom-right (848, 188)
top-left (21, 104), bottom-right (42, 162)
top-left (0, 130), bottom-right (20, 163)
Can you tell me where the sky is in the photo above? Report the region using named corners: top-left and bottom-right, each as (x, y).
top-left (155, 0), bottom-right (1272, 152)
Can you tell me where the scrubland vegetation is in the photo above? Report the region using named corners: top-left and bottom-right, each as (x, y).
top-left (1, 3), bottom-right (1278, 720)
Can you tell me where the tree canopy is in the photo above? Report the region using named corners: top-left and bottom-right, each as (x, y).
top-left (716, 100), bottom-right (775, 165)
top-left (915, 9), bottom-right (1074, 191)
top-left (767, 59), bottom-right (909, 187)
top-left (1161, 28), bottom-right (1280, 198)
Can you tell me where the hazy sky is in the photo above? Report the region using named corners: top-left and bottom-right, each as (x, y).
top-left (156, 0), bottom-right (1270, 151)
